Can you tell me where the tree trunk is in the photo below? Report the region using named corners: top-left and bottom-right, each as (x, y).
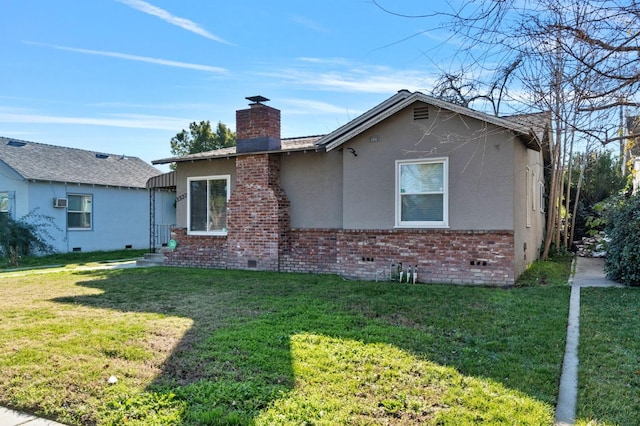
top-left (569, 153), bottom-right (585, 246)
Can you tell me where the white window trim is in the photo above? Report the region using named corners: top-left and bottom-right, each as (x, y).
top-left (0, 191), bottom-right (9, 213)
top-left (187, 175), bottom-right (230, 236)
top-left (67, 193), bottom-right (93, 231)
top-left (539, 181), bottom-right (546, 213)
top-left (395, 158), bottom-right (449, 228)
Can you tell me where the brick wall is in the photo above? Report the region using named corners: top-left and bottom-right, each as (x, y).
top-left (165, 227), bottom-right (516, 286)
top-left (280, 229), bottom-right (338, 274)
top-left (163, 228), bottom-right (227, 268)
top-left (226, 154), bottom-right (290, 271)
top-left (236, 104), bottom-right (280, 140)
top-left (335, 229), bottom-right (514, 285)
top-left (281, 229), bottom-right (515, 286)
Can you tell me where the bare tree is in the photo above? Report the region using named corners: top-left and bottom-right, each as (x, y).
top-left (374, 0), bottom-right (634, 257)
top-left (430, 58), bottom-right (521, 115)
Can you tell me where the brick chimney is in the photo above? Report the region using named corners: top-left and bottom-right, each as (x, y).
top-left (226, 96), bottom-right (289, 271)
top-left (235, 96), bottom-right (281, 153)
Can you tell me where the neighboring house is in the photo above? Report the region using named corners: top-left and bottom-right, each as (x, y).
top-left (0, 137), bottom-right (173, 253)
top-left (153, 90), bottom-right (547, 285)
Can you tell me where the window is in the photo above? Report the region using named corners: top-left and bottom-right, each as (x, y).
top-left (0, 192), bottom-right (8, 213)
top-left (67, 194), bottom-right (92, 229)
top-left (539, 181), bottom-right (546, 213)
top-left (188, 175), bottom-right (230, 235)
top-left (396, 158), bottom-right (448, 227)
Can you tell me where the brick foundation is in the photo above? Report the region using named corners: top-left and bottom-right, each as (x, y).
top-left (165, 227), bottom-right (516, 286)
top-left (163, 228), bottom-right (227, 268)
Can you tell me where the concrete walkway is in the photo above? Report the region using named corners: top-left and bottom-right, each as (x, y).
top-left (0, 406), bottom-right (66, 426)
top-left (554, 256), bottom-right (624, 426)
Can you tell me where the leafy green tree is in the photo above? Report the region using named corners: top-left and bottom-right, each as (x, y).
top-left (570, 150), bottom-right (626, 239)
top-left (170, 121), bottom-right (235, 169)
top-left (0, 209), bottom-right (59, 267)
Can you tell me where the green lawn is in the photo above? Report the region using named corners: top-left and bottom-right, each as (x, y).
top-left (576, 288), bottom-right (640, 426)
top-left (0, 249), bottom-right (148, 270)
top-left (0, 267), bottom-right (568, 425)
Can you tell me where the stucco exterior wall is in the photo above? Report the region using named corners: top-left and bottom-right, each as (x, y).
top-left (341, 102), bottom-right (516, 231)
top-left (280, 150), bottom-right (343, 228)
top-left (512, 146), bottom-right (546, 276)
top-left (174, 158), bottom-right (236, 228)
top-left (0, 162), bottom-right (28, 218)
top-left (11, 181), bottom-right (152, 253)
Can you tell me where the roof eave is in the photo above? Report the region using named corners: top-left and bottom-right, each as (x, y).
top-left (152, 145), bottom-right (326, 165)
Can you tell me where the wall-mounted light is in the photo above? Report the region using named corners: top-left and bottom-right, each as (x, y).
top-left (347, 147), bottom-right (358, 156)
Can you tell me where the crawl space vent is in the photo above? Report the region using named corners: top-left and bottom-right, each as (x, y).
top-left (413, 106), bottom-right (429, 121)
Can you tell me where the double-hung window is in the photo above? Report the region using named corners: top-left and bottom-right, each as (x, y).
top-left (0, 192), bottom-right (9, 214)
top-left (67, 194), bottom-right (92, 229)
top-left (188, 175), bottom-right (230, 235)
top-left (396, 158), bottom-right (448, 228)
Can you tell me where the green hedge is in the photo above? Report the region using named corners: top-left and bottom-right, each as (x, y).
top-left (604, 194), bottom-right (640, 286)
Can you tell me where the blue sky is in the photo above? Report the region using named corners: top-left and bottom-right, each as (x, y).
top-left (0, 0), bottom-right (457, 171)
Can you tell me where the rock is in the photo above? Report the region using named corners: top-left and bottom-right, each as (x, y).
top-left (574, 232), bottom-right (607, 258)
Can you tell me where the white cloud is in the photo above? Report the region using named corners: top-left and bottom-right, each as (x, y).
top-left (296, 57), bottom-right (354, 66)
top-left (291, 15), bottom-right (330, 33)
top-left (116, 0), bottom-right (232, 44)
top-left (0, 110), bottom-right (191, 131)
top-left (259, 65), bottom-right (431, 94)
top-left (24, 41), bottom-right (228, 73)
top-left (87, 101), bottom-right (217, 110)
top-left (281, 98), bottom-right (362, 115)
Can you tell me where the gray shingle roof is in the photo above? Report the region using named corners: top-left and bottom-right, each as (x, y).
top-left (0, 137), bottom-right (162, 188)
top-left (152, 135), bottom-right (323, 165)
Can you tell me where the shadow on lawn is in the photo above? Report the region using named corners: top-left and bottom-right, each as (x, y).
top-left (53, 267), bottom-right (568, 424)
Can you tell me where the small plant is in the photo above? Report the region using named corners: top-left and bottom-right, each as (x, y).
top-left (0, 209), bottom-right (60, 267)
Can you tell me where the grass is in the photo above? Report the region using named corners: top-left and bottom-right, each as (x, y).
top-left (0, 267), bottom-right (569, 425)
top-left (0, 249), bottom-right (147, 270)
top-left (575, 288), bottom-right (640, 426)
top-left (516, 253), bottom-right (574, 287)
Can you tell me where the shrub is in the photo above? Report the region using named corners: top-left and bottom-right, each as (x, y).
top-left (604, 193), bottom-right (640, 286)
top-left (0, 209), bottom-right (60, 266)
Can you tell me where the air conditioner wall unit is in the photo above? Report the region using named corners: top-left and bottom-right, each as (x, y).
top-left (53, 197), bottom-right (68, 208)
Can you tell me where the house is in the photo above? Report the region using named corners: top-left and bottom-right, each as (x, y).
top-left (153, 90), bottom-right (546, 285)
top-left (0, 137), bottom-right (174, 253)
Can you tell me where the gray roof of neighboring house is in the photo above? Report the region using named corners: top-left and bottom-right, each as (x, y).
top-left (0, 137), bottom-right (162, 188)
top-left (152, 135), bottom-right (324, 165)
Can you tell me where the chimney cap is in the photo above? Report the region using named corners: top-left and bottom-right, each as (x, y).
top-left (246, 95), bottom-right (270, 105)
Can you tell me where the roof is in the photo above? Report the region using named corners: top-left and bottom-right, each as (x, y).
top-left (502, 111), bottom-right (551, 144)
top-left (151, 91), bottom-right (544, 166)
top-left (152, 135), bottom-right (324, 165)
top-left (315, 90), bottom-right (542, 152)
top-left (0, 137), bottom-right (162, 188)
